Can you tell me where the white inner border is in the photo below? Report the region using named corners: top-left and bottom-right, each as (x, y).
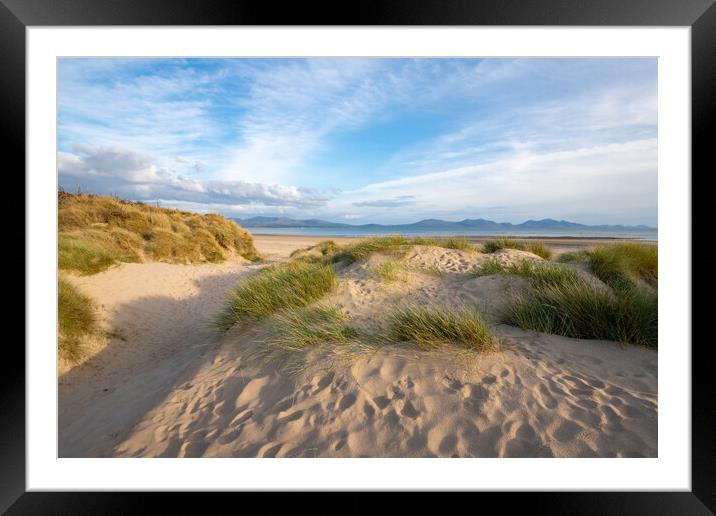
top-left (27, 27), bottom-right (691, 491)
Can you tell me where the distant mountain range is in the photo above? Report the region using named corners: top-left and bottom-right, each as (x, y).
top-left (233, 216), bottom-right (655, 231)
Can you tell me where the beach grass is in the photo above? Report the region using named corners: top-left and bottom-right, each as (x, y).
top-left (587, 243), bottom-right (657, 291)
top-left (262, 304), bottom-right (358, 352)
top-left (502, 277), bottom-right (657, 347)
top-left (330, 235), bottom-right (477, 265)
top-left (215, 261), bottom-right (338, 331)
top-left (374, 261), bottom-right (409, 282)
top-left (481, 238), bottom-right (552, 259)
top-left (387, 304), bottom-right (496, 352)
top-left (472, 259), bottom-right (580, 287)
top-left (558, 243), bottom-right (656, 291)
top-left (58, 278), bottom-right (99, 361)
top-left (58, 190), bottom-right (259, 273)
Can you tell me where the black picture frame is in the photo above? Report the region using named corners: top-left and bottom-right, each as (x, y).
top-left (4, 0), bottom-right (713, 511)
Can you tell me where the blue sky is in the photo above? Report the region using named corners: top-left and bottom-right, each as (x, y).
top-left (58, 58), bottom-right (657, 225)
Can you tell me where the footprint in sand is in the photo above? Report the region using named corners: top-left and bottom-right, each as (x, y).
top-left (337, 393), bottom-right (357, 411)
top-left (399, 400), bottom-right (420, 419)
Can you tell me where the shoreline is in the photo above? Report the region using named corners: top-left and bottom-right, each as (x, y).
top-left (251, 232), bottom-right (656, 241)
top-left (251, 234), bottom-right (656, 260)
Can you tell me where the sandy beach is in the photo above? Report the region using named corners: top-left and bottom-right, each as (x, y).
top-left (59, 235), bottom-right (657, 458)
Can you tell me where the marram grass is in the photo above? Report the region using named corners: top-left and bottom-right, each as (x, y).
top-left (329, 235), bottom-right (477, 265)
top-left (387, 304), bottom-right (496, 352)
top-left (58, 278), bottom-right (99, 361)
top-left (472, 259), bottom-right (579, 288)
top-left (502, 277), bottom-right (657, 348)
top-left (215, 261), bottom-right (338, 331)
top-left (481, 238), bottom-right (552, 260)
top-left (262, 304), bottom-right (358, 352)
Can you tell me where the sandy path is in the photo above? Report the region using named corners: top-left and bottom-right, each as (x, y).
top-left (59, 260), bottom-right (262, 457)
top-left (252, 235), bottom-right (360, 260)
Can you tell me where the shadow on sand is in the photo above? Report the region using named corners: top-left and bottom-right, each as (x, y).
top-left (58, 268), bottom-right (255, 457)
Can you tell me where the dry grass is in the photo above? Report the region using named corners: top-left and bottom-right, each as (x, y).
top-left (58, 191), bottom-right (260, 274)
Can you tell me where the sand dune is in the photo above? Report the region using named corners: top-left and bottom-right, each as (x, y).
top-left (59, 237), bottom-right (657, 458)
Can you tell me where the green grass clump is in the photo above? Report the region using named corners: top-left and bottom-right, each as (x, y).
top-left (374, 261), bottom-right (409, 282)
top-left (482, 238), bottom-right (525, 253)
top-left (502, 277), bottom-right (657, 348)
top-left (58, 191), bottom-right (260, 273)
top-left (331, 236), bottom-right (411, 264)
top-left (482, 238), bottom-right (552, 259)
top-left (216, 261), bottom-right (338, 331)
top-left (388, 304), bottom-right (495, 351)
top-left (471, 259), bottom-right (507, 277)
top-left (557, 250), bottom-right (590, 263)
top-left (58, 235), bottom-right (120, 275)
top-left (331, 235), bottom-right (477, 265)
top-left (472, 259), bottom-right (579, 288)
top-left (58, 278), bottom-right (99, 361)
top-left (587, 243), bottom-right (657, 291)
top-left (524, 242), bottom-right (552, 260)
top-left (263, 305), bottom-right (358, 352)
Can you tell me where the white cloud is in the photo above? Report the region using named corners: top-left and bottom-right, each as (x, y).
top-left (58, 145), bottom-right (331, 208)
top-left (330, 138), bottom-right (657, 225)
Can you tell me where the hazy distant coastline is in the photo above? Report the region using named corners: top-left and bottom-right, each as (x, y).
top-left (233, 216), bottom-right (657, 240)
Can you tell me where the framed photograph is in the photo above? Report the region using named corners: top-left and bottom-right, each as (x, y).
top-left (6, 0), bottom-right (713, 510)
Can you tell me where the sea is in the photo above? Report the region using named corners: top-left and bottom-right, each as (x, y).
top-left (250, 227), bottom-right (658, 241)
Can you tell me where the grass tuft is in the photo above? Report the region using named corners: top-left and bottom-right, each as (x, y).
top-left (557, 250), bottom-right (590, 263)
top-left (374, 261), bottom-right (409, 282)
top-left (482, 238), bottom-right (552, 259)
top-left (330, 235), bottom-right (477, 265)
top-left (503, 278), bottom-right (657, 347)
top-left (472, 259), bottom-right (579, 287)
top-left (215, 261), bottom-right (337, 331)
top-left (387, 304), bottom-right (496, 352)
top-left (262, 305), bottom-right (358, 352)
top-left (58, 278), bottom-right (99, 361)
top-left (587, 243), bottom-right (657, 291)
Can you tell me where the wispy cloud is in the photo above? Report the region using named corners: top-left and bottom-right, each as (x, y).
top-left (58, 58), bottom-right (657, 225)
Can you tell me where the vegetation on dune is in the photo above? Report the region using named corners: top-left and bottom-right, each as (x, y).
top-left (329, 235), bottom-right (478, 265)
top-left (473, 249), bottom-right (658, 347)
top-left (374, 261), bottom-right (409, 282)
top-left (263, 305), bottom-right (358, 352)
top-left (587, 243), bottom-right (657, 291)
top-left (482, 238), bottom-right (552, 260)
top-left (58, 191), bottom-right (260, 274)
top-left (215, 261), bottom-right (338, 331)
top-left (387, 304), bottom-right (496, 352)
top-left (472, 259), bottom-right (580, 288)
top-left (502, 277), bottom-right (657, 348)
top-left (58, 278), bottom-right (99, 362)
top-left (558, 243), bottom-right (657, 291)
top-left (556, 250), bottom-right (591, 263)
